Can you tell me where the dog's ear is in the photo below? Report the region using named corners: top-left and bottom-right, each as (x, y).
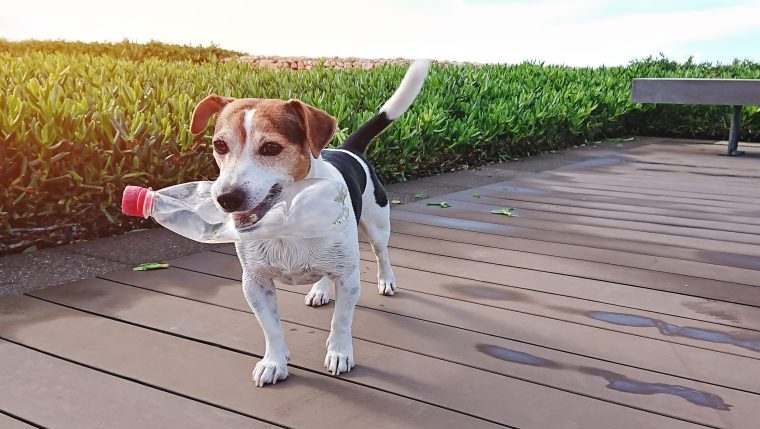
top-left (286, 99), bottom-right (337, 158)
top-left (191, 94), bottom-right (236, 135)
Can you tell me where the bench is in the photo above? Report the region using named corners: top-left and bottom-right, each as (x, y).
top-left (632, 78), bottom-right (760, 156)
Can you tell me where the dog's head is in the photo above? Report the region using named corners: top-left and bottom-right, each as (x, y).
top-left (190, 95), bottom-right (337, 227)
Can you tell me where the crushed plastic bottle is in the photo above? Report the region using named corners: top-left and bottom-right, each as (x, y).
top-left (121, 178), bottom-right (349, 243)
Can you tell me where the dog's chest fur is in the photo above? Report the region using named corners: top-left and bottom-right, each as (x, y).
top-left (235, 236), bottom-right (358, 284)
top-left (233, 155), bottom-right (363, 285)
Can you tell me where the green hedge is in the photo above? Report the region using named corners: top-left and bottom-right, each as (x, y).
top-left (1, 45), bottom-right (759, 253)
top-left (0, 39), bottom-right (244, 63)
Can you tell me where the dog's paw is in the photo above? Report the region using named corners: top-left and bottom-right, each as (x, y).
top-left (305, 279), bottom-right (330, 307)
top-left (305, 288), bottom-right (330, 307)
top-left (252, 357), bottom-right (289, 387)
top-left (324, 337), bottom-right (355, 376)
top-left (377, 273), bottom-right (398, 296)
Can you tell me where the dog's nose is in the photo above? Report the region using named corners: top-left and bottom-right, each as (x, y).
top-left (216, 189), bottom-right (246, 212)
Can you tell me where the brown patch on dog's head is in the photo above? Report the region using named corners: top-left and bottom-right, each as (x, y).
top-left (284, 99), bottom-right (337, 158)
top-left (190, 95), bottom-right (337, 182)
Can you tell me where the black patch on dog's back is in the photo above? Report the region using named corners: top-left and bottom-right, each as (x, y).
top-left (322, 150), bottom-right (366, 223)
top-left (356, 153), bottom-right (388, 208)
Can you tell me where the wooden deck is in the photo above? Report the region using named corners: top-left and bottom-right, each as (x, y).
top-left (2, 139), bottom-right (759, 429)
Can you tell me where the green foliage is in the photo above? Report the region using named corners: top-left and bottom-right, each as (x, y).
top-left (1, 42), bottom-right (760, 253)
top-left (0, 39), bottom-right (244, 63)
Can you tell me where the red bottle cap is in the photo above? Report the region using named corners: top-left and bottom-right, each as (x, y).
top-left (122, 186), bottom-right (150, 217)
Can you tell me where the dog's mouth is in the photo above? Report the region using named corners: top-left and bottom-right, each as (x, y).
top-left (232, 184), bottom-right (283, 230)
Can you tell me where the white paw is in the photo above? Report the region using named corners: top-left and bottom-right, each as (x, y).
top-left (305, 288), bottom-right (330, 307)
top-left (378, 273), bottom-right (397, 296)
top-left (324, 337), bottom-right (355, 376)
top-left (252, 357), bottom-right (289, 387)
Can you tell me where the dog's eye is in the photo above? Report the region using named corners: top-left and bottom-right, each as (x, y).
top-left (213, 140), bottom-right (229, 154)
top-left (259, 142), bottom-right (283, 156)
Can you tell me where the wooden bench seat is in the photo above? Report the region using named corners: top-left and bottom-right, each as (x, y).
top-left (632, 78), bottom-right (760, 156)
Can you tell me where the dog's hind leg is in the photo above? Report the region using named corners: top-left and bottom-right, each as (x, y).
top-left (360, 204), bottom-right (398, 296)
top-left (305, 276), bottom-right (331, 307)
top-left (241, 274), bottom-right (290, 387)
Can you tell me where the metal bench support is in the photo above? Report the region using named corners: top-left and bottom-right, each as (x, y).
top-left (724, 105), bottom-right (745, 156)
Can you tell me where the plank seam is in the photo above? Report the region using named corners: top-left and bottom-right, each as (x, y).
top-left (0, 409), bottom-right (47, 429)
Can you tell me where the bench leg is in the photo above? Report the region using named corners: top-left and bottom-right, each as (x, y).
top-left (723, 105), bottom-right (745, 156)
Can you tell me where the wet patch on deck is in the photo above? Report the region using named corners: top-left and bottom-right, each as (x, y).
top-left (586, 311), bottom-right (760, 353)
top-left (476, 344), bottom-right (732, 411)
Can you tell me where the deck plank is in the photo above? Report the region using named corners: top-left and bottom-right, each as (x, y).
top-left (383, 221), bottom-right (760, 287)
top-left (458, 184), bottom-right (760, 223)
top-left (626, 159), bottom-right (760, 176)
top-left (388, 210), bottom-right (760, 271)
top-left (521, 175), bottom-right (760, 204)
top-left (0, 340), bottom-right (274, 429)
top-left (513, 181), bottom-right (760, 208)
top-left (553, 166), bottom-right (760, 187)
top-left (0, 296), bottom-right (499, 429)
top-left (369, 233), bottom-right (760, 303)
top-left (440, 191), bottom-right (760, 234)
top-left (544, 171), bottom-right (760, 199)
top-left (47, 274), bottom-right (745, 428)
top-left (393, 202), bottom-right (760, 253)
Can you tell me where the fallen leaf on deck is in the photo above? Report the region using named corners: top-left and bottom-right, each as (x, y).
top-left (427, 202), bottom-right (451, 208)
top-left (133, 262), bottom-right (170, 271)
top-left (491, 208), bottom-right (515, 216)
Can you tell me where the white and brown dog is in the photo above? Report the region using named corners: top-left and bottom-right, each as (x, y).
top-left (189, 60), bottom-right (430, 387)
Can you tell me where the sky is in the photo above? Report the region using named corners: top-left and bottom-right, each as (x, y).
top-left (2, 0), bottom-right (759, 66)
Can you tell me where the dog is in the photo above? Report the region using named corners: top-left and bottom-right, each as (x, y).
top-left (189, 60), bottom-right (430, 387)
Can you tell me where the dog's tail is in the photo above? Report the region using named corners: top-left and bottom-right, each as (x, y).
top-left (339, 59), bottom-right (430, 154)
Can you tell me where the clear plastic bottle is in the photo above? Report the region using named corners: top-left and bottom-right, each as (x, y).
top-left (121, 178), bottom-right (349, 243)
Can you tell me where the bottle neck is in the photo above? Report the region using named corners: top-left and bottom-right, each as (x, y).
top-left (142, 188), bottom-right (156, 218)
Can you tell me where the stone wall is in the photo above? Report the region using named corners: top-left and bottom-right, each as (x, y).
top-left (231, 55), bottom-right (464, 70)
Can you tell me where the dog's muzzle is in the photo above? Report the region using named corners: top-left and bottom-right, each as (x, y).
top-left (232, 184), bottom-right (283, 230)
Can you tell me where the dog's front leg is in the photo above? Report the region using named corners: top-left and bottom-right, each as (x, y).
top-left (241, 273), bottom-right (290, 387)
top-left (325, 269), bottom-right (360, 375)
